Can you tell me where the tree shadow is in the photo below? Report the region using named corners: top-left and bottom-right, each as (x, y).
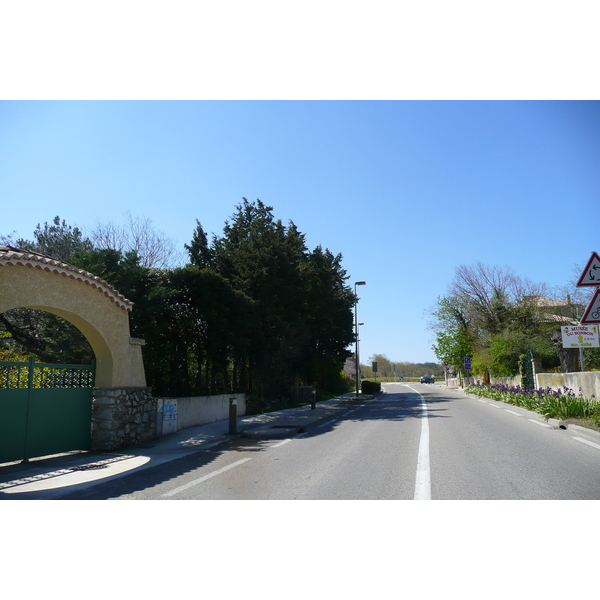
top-left (298, 389), bottom-right (453, 438)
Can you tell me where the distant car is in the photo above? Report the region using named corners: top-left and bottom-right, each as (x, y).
top-left (420, 376), bottom-right (434, 384)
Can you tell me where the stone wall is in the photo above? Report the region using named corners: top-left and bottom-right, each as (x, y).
top-left (92, 387), bottom-right (156, 451)
top-left (536, 371), bottom-right (600, 400)
top-left (446, 375), bottom-right (522, 388)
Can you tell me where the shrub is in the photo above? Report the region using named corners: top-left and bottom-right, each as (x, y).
top-left (361, 380), bottom-right (381, 394)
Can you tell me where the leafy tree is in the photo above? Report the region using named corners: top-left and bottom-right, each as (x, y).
top-left (210, 198), bottom-right (355, 402)
top-left (429, 262), bottom-right (563, 376)
top-left (211, 199), bottom-right (309, 399)
top-left (299, 246), bottom-right (355, 393)
top-left (2, 203), bottom-right (357, 402)
top-left (0, 309), bottom-right (94, 364)
top-left (184, 220), bottom-right (213, 268)
top-left (429, 296), bottom-right (474, 371)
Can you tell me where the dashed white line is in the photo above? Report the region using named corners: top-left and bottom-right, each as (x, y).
top-left (505, 410), bottom-right (522, 416)
top-left (572, 437), bottom-right (600, 451)
top-left (529, 419), bottom-right (550, 428)
top-left (270, 439), bottom-right (292, 448)
top-left (162, 457), bottom-right (253, 497)
top-left (489, 404), bottom-right (502, 409)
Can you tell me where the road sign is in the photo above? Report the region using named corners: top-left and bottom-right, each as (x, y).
top-left (561, 325), bottom-right (600, 347)
top-left (581, 288), bottom-right (600, 324)
top-left (463, 356), bottom-right (472, 371)
top-left (576, 251), bottom-right (600, 287)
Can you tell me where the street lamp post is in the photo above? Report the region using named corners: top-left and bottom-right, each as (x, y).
top-left (354, 281), bottom-right (366, 397)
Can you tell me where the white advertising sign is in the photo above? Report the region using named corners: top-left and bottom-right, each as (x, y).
top-left (561, 325), bottom-right (600, 348)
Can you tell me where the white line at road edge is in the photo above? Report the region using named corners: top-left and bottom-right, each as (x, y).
top-left (572, 436), bottom-right (600, 451)
top-left (162, 457), bottom-right (253, 498)
top-left (407, 385), bottom-right (431, 500)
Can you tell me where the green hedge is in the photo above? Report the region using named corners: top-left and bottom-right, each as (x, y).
top-left (361, 380), bottom-right (381, 394)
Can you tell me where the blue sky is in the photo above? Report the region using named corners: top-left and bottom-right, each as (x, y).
top-left (2, 100), bottom-right (599, 365)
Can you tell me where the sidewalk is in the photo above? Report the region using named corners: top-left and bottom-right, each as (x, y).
top-left (0, 393), bottom-right (377, 499)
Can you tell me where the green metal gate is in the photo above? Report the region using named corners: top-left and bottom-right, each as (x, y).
top-left (0, 357), bottom-right (95, 464)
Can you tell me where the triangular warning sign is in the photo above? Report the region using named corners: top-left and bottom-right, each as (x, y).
top-left (577, 251), bottom-right (600, 286)
top-left (581, 288), bottom-right (600, 324)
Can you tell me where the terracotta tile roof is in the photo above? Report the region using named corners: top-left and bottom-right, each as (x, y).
top-left (0, 246), bottom-right (133, 311)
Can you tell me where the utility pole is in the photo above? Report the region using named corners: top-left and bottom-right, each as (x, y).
top-left (354, 281), bottom-right (366, 398)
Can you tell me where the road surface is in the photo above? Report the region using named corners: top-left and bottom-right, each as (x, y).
top-left (61, 382), bottom-right (600, 500)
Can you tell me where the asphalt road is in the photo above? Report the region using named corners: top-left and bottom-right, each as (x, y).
top-left (61, 382), bottom-right (600, 500)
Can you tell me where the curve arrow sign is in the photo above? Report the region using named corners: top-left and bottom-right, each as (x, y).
top-left (577, 251), bottom-right (600, 287)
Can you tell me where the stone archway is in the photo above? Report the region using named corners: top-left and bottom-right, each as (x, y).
top-left (0, 246), bottom-right (146, 388)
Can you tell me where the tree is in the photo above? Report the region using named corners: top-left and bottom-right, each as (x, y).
top-left (429, 296), bottom-right (474, 371)
top-left (2, 202), bottom-right (357, 401)
top-left (430, 262), bottom-right (560, 376)
top-left (211, 199), bottom-right (311, 399)
top-left (88, 212), bottom-right (182, 269)
top-left (1, 216), bottom-right (94, 262)
top-left (210, 198), bottom-right (355, 402)
top-left (184, 220), bottom-right (213, 268)
top-left (299, 246), bottom-right (355, 394)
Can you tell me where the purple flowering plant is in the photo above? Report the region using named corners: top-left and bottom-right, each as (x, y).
top-left (464, 382), bottom-right (600, 422)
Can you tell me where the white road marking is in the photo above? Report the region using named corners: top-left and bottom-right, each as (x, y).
top-left (489, 404), bottom-right (502, 409)
top-left (476, 399), bottom-right (488, 403)
top-left (162, 457), bottom-right (253, 497)
top-left (408, 385), bottom-right (431, 500)
top-left (572, 437), bottom-right (600, 451)
top-left (529, 419), bottom-right (550, 428)
top-left (270, 439), bottom-right (292, 448)
top-left (317, 419), bottom-right (337, 428)
top-left (505, 410), bottom-right (522, 416)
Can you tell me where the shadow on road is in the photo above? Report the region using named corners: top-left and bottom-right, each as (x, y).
top-left (300, 387), bottom-right (453, 438)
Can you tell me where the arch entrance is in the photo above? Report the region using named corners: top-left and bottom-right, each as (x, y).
top-left (0, 247), bottom-right (146, 388)
top-left (1, 247), bottom-right (153, 461)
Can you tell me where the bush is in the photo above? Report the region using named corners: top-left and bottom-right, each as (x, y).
top-left (361, 380), bottom-right (381, 394)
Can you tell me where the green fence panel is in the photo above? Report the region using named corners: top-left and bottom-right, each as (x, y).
top-left (0, 388), bottom-right (30, 464)
top-left (0, 359), bottom-right (94, 464)
top-left (24, 388), bottom-right (93, 461)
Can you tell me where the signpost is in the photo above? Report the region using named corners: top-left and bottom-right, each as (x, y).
top-left (573, 252), bottom-right (600, 370)
top-left (560, 325), bottom-right (599, 348)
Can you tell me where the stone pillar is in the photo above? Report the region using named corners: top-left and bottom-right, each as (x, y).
top-left (91, 387), bottom-right (156, 451)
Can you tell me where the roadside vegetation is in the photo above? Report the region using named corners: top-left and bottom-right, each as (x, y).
top-left (1, 202), bottom-right (357, 409)
top-left (427, 261), bottom-right (600, 378)
top-left (465, 383), bottom-right (600, 429)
